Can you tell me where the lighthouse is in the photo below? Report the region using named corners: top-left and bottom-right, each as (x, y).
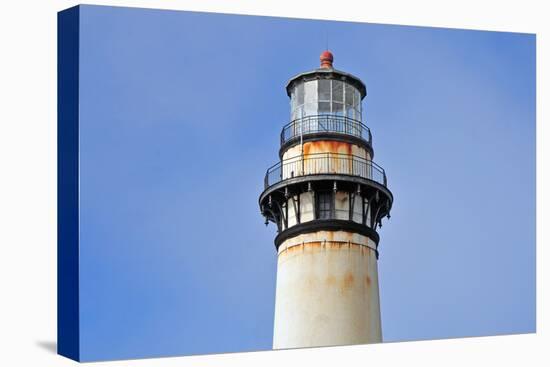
top-left (259, 51), bottom-right (393, 349)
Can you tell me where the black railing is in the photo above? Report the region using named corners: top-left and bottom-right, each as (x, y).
top-left (280, 115), bottom-right (372, 146)
top-left (264, 152), bottom-right (387, 189)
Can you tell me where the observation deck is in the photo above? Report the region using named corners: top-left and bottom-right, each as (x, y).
top-left (279, 115), bottom-right (373, 157)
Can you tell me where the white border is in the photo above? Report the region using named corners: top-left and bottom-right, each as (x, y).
top-left (0, 1), bottom-right (546, 366)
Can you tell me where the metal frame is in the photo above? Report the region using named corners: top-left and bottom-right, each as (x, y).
top-left (280, 114), bottom-right (372, 146)
top-left (264, 152), bottom-right (387, 189)
top-left (290, 80), bottom-right (362, 121)
top-left (259, 174), bottom-right (393, 213)
top-left (285, 68), bottom-right (367, 100)
top-left (260, 177), bottom-right (392, 251)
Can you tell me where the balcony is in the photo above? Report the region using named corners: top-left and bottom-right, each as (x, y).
top-left (264, 152), bottom-right (387, 189)
top-left (280, 115), bottom-right (372, 146)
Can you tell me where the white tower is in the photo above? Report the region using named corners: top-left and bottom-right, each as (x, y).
top-left (259, 51), bottom-right (393, 349)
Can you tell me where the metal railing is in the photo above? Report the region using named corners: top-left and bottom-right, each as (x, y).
top-left (264, 152), bottom-right (387, 189)
top-left (280, 115), bottom-right (372, 146)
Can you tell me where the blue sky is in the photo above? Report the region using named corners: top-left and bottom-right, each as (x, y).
top-left (76, 5), bottom-right (535, 361)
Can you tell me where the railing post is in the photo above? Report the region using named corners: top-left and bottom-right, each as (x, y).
top-left (281, 115), bottom-right (374, 146)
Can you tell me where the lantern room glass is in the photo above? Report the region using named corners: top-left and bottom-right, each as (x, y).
top-left (290, 79), bottom-right (362, 121)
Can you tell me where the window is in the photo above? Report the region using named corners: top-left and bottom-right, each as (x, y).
top-left (318, 79), bottom-right (331, 101)
top-left (346, 104), bottom-right (355, 120)
top-left (317, 192), bottom-right (333, 219)
top-left (332, 80), bottom-right (343, 102)
top-left (296, 83), bottom-right (304, 105)
top-left (292, 105), bottom-right (303, 121)
top-left (290, 79), bottom-right (362, 121)
top-left (304, 102), bottom-right (318, 116)
top-left (345, 83), bottom-right (355, 106)
top-left (304, 80), bottom-right (318, 104)
top-left (318, 101), bottom-right (331, 115)
top-left (332, 101), bottom-right (344, 116)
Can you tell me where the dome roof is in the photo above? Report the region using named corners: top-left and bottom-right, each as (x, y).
top-left (320, 50), bottom-right (334, 68)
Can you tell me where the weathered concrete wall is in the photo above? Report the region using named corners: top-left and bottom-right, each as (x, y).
top-left (273, 233), bottom-right (382, 349)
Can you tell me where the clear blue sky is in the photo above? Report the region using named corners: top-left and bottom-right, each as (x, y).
top-left (77, 5), bottom-right (536, 361)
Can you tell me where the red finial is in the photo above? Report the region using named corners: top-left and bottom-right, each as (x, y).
top-left (320, 50), bottom-right (334, 69)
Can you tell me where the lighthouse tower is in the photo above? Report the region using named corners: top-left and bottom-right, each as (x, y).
top-left (259, 51), bottom-right (393, 349)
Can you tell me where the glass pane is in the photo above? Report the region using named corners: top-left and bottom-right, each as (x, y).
top-left (296, 83), bottom-right (304, 105)
top-left (304, 80), bottom-right (318, 104)
top-left (298, 106), bottom-right (306, 120)
top-left (332, 80), bottom-right (343, 102)
top-left (318, 79), bottom-right (331, 101)
top-left (345, 83), bottom-right (355, 106)
top-left (318, 192), bottom-right (332, 219)
top-left (318, 101), bottom-right (331, 115)
top-left (346, 105), bottom-right (355, 119)
top-left (290, 89), bottom-right (296, 114)
top-left (304, 102), bottom-right (317, 116)
top-left (354, 89), bottom-right (361, 109)
top-left (355, 107), bottom-right (361, 121)
top-left (332, 102), bottom-right (344, 116)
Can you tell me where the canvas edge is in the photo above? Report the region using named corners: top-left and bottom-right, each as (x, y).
top-left (57, 4), bottom-right (81, 362)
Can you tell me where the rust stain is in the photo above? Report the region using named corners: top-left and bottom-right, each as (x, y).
top-left (341, 271), bottom-right (355, 293)
top-left (326, 242), bottom-right (341, 250)
top-left (365, 275), bottom-right (371, 287)
top-left (325, 275), bottom-right (336, 286)
top-left (283, 241), bottom-right (324, 256)
top-left (345, 232), bottom-right (353, 241)
top-left (306, 242), bottom-right (322, 250)
top-left (286, 245), bottom-right (299, 253)
top-left (303, 142), bottom-right (312, 156)
top-left (303, 141), bottom-right (353, 156)
top-left (327, 241), bottom-right (357, 251)
top-left (280, 239), bottom-right (367, 257)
